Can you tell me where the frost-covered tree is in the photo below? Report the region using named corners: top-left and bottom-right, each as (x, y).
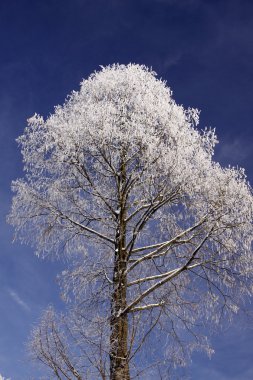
top-left (0, 375), bottom-right (11, 380)
top-left (9, 64), bottom-right (253, 379)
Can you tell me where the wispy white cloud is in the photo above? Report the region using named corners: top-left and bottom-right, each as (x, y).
top-left (163, 52), bottom-right (183, 70)
top-left (7, 288), bottom-right (30, 312)
top-left (217, 138), bottom-right (252, 164)
top-left (191, 364), bottom-right (253, 380)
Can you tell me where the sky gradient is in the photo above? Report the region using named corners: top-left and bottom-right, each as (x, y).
top-left (0, 0), bottom-right (252, 379)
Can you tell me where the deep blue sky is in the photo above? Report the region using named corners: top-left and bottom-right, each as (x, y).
top-left (0, 0), bottom-right (252, 379)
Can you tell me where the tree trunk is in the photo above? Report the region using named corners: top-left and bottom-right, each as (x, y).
top-left (110, 255), bottom-right (130, 380)
top-left (110, 154), bottom-right (130, 380)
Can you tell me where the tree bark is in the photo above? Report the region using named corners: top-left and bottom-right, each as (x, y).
top-left (110, 153), bottom-right (130, 380)
top-left (110, 254), bottom-right (130, 380)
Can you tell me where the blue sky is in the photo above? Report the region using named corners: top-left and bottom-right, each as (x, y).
top-left (0, 0), bottom-right (252, 378)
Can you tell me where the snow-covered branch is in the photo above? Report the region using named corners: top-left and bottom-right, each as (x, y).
top-left (124, 229), bottom-right (214, 313)
top-left (126, 214), bottom-right (208, 273)
top-left (60, 214), bottom-right (114, 244)
top-left (130, 301), bottom-right (165, 312)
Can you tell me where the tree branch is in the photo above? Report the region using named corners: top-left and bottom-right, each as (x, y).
top-left (129, 301), bottom-right (165, 312)
top-left (126, 214), bottom-right (208, 274)
top-left (123, 229), bottom-right (213, 314)
top-left (60, 214), bottom-right (114, 244)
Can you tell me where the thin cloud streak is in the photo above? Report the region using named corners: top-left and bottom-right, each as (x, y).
top-left (216, 138), bottom-right (253, 165)
top-left (7, 288), bottom-right (30, 312)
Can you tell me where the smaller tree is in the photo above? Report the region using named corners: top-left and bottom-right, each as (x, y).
top-left (29, 306), bottom-right (108, 380)
top-left (9, 64), bottom-right (253, 379)
top-left (29, 307), bottom-right (82, 380)
top-left (0, 376), bottom-right (11, 380)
